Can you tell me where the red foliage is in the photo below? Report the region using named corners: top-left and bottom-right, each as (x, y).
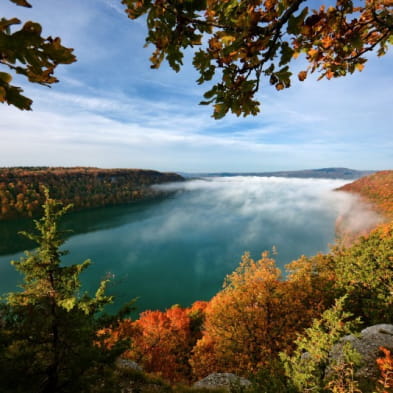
top-left (104, 301), bottom-right (207, 383)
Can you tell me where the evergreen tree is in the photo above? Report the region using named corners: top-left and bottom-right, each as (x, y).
top-left (281, 297), bottom-right (361, 393)
top-left (0, 189), bottom-right (129, 393)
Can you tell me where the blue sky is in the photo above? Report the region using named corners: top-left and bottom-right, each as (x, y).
top-left (1, 0), bottom-right (392, 172)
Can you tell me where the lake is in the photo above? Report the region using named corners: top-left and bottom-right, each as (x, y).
top-left (0, 176), bottom-right (362, 314)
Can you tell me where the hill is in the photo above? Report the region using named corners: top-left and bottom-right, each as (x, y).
top-left (0, 167), bottom-right (183, 220)
top-left (338, 170), bottom-right (393, 218)
top-left (183, 168), bottom-right (374, 180)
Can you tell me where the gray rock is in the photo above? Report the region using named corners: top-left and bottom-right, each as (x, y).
top-left (194, 373), bottom-right (251, 391)
top-left (116, 358), bottom-right (143, 372)
top-left (328, 324), bottom-right (393, 382)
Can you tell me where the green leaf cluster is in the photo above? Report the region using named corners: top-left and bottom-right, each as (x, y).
top-left (281, 297), bottom-right (361, 393)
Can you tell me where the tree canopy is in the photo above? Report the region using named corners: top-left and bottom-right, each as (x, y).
top-left (2, 1), bottom-right (392, 115)
top-left (189, 251), bottom-right (336, 378)
top-left (122, 0), bottom-right (393, 118)
top-left (0, 0), bottom-right (75, 110)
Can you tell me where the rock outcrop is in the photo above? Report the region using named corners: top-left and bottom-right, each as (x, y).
top-left (116, 358), bottom-right (143, 372)
top-left (328, 324), bottom-right (393, 382)
top-left (193, 373), bottom-right (251, 391)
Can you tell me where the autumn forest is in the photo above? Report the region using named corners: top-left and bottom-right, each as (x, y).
top-left (0, 167), bottom-right (183, 220)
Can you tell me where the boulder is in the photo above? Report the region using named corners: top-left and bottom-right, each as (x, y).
top-left (116, 358), bottom-right (143, 372)
top-left (328, 324), bottom-right (393, 382)
top-left (194, 373), bottom-right (251, 391)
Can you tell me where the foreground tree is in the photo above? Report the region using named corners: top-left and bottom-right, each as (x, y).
top-left (190, 251), bottom-right (335, 378)
top-left (0, 0), bottom-right (76, 110)
top-left (0, 190), bottom-right (128, 393)
top-left (122, 0), bottom-right (393, 118)
top-left (281, 297), bottom-right (361, 393)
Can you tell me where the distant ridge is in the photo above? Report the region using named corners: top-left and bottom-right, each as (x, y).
top-left (337, 170), bottom-right (393, 218)
top-left (0, 167), bottom-right (184, 220)
top-left (181, 168), bottom-right (375, 180)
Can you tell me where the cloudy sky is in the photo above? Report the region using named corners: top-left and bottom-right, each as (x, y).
top-left (1, 0), bottom-right (392, 172)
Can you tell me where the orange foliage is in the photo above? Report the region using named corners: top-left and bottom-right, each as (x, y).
top-left (338, 171), bottom-right (393, 219)
top-left (101, 253), bottom-right (337, 382)
top-left (190, 252), bottom-right (336, 378)
top-left (131, 308), bottom-right (192, 381)
top-left (104, 301), bottom-right (207, 383)
top-left (286, 253), bottom-right (337, 307)
top-left (97, 318), bottom-right (136, 350)
top-left (377, 347), bottom-right (393, 393)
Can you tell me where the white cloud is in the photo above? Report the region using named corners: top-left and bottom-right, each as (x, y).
top-left (100, 0), bottom-right (127, 16)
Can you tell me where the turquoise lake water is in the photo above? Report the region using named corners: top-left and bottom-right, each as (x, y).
top-left (0, 177), bottom-right (352, 314)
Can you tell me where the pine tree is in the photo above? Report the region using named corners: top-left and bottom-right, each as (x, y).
top-left (0, 189), bottom-right (129, 393)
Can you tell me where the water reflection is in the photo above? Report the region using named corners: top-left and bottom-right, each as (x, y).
top-left (0, 197), bottom-right (170, 256)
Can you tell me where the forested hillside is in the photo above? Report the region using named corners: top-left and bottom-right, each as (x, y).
top-left (0, 167), bottom-right (183, 220)
top-left (338, 170), bottom-right (393, 218)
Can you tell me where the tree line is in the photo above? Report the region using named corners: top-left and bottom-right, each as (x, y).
top-left (0, 167), bottom-right (183, 220)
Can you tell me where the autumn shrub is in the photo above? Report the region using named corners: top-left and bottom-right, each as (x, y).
top-left (130, 306), bottom-right (194, 382)
top-left (325, 342), bottom-right (363, 393)
top-left (106, 301), bottom-right (207, 383)
top-left (376, 347), bottom-right (393, 393)
top-left (190, 251), bottom-right (336, 379)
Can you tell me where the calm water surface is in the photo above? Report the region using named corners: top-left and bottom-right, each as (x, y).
top-left (0, 177), bottom-right (352, 314)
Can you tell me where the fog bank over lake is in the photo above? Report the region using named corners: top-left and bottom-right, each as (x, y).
top-left (0, 177), bottom-right (381, 313)
top-left (154, 176), bottom-right (381, 243)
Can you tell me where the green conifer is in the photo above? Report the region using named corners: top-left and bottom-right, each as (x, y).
top-left (0, 189), bottom-right (129, 393)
